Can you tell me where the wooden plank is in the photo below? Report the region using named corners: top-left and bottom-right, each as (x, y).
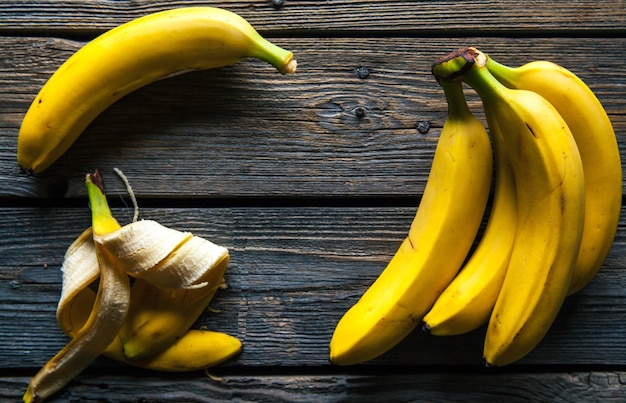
top-left (2, 206), bottom-right (626, 370)
top-left (1, 36), bottom-right (625, 198)
top-left (0, 1), bottom-right (624, 33)
top-left (3, 371), bottom-right (626, 402)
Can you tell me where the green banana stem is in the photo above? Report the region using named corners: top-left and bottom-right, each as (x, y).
top-left (483, 57), bottom-right (516, 80)
top-left (439, 79), bottom-right (472, 122)
top-left (249, 35), bottom-right (297, 75)
top-left (86, 170), bottom-right (121, 236)
top-left (432, 47), bottom-right (508, 106)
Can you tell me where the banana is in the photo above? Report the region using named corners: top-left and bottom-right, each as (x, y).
top-left (35, 170), bottom-right (236, 401)
top-left (329, 79), bottom-right (493, 365)
top-left (59, 190), bottom-right (231, 361)
top-left (422, 117), bottom-right (517, 336)
top-left (485, 56), bottom-right (622, 295)
top-left (433, 47), bottom-right (585, 366)
top-left (17, 7), bottom-right (297, 173)
top-left (63, 286), bottom-right (241, 372)
top-left (25, 172), bottom-right (131, 403)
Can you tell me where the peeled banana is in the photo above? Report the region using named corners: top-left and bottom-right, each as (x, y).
top-left (329, 79), bottom-right (493, 365)
top-left (27, 170), bottom-right (238, 402)
top-left (17, 7), bottom-right (297, 173)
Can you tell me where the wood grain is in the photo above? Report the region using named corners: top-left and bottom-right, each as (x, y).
top-left (2, 1), bottom-right (626, 401)
top-left (3, 371), bottom-right (626, 402)
top-left (2, 206), bottom-right (626, 369)
top-left (0, 1), bottom-right (624, 33)
top-left (1, 36), bottom-right (624, 199)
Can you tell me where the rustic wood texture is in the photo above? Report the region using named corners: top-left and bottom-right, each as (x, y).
top-left (0, 1), bottom-right (624, 33)
top-left (2, 1), bottom-right (626, 401)
top-left (1, 36), bottom-right (625, 198)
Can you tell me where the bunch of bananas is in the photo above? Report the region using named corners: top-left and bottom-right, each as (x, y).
top-left (330, 46), bottom-right (621, 367)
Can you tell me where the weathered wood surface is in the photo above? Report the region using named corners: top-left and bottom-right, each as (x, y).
top-left (2, 1), bottom-right (626, 402)
top-left (0, 0), bottom-right (624, 33)
top-left (1, 36), bottom-right (625, 198)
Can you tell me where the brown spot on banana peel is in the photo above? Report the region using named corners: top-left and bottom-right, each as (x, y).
top-left (525, 123), bottom-right (537, 138)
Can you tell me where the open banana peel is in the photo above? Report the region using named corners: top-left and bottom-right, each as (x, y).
top-left (25, 170), bottom-right (241, 403)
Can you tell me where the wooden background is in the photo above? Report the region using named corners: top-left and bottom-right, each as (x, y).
top-left (1, 1), bottom-right (625, 401)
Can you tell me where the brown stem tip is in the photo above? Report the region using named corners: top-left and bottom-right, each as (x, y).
top-left (87, 169), bottom-right (105, 193)
top-left (432, 46), bottom-right (481, 81)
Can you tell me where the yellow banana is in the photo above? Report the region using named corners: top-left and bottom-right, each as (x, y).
top-left (63, 286), bottom-right (241, 372)
top-left (329, 79), bottom-right (493, 365)
top-left (423, 119), bottom-right (517, 336)
top-left (434, 47), bottom-right (585, 366)
top-left (486, 56), bottom-right (622, 295)
top-left (25, 172), bottom-right (131, 403)
top-left (17, 7), bottom-right (297, 173)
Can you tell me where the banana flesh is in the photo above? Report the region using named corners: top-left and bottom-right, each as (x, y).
top-left (329, 79), bottom-right (493, 365)
top-left (17, 7), bottom-right (297, 173)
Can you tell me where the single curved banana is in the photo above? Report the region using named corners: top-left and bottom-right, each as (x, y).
top-left (63, 286), bottom-right (241, 372)
top-left (329, 79), bottom-right (493, 365)
top-left (25, 172), bottom-right (131, 403)
top-left (423, 120), bottom-right (517, 336)
top-left (17, 7), bottom-right (297, 173)
top-left (486, 56), bottom-right (622, 295)
top-left (433, 47), bottom-right (585, 366)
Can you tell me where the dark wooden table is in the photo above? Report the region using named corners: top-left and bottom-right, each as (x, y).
top-left (2, 1), bottom-right (626, 401)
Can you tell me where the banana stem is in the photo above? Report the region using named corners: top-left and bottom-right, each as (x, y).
top-left (439, 79), bottom-right (472, 121)
top-left (432, 47), bottom-right (508, 106)
top-left (249, 35), bottom-right (297, 75)
top-left (484, 57), bottom-right (516, 80)
top-left (86, 170), bottom-right (121, 235)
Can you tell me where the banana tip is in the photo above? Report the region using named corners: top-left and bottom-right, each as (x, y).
top-left (282, 58), bottom-right (297, 75)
